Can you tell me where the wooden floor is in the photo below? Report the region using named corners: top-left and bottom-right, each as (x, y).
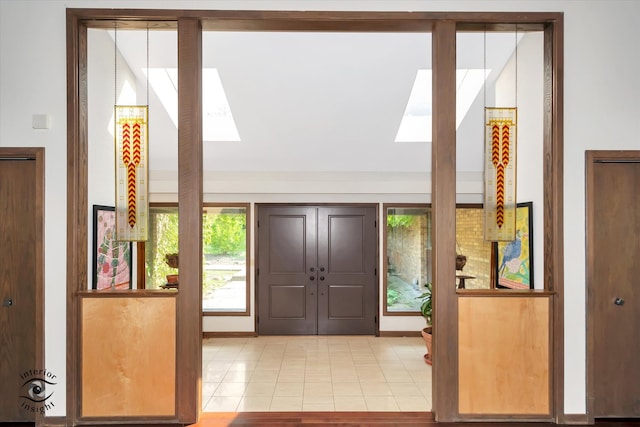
top-left (2, 416), bottom-right (639, 426)
top-left (193, 411), bottom-right (435, 426)
top-left (191, 413), bottom-right (640, 427)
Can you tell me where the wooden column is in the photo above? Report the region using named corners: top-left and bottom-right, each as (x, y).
top-left (66, 11), bottom-right (88, 423)
top-left (431, 19), bottom-right (458, 422)
top-left (177, 17), bottom-right (203, 423)
top-left (544, 18), bottom-right (565, 423)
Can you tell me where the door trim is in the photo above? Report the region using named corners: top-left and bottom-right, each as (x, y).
top-left (0, 147), bottom-right (45, 424)
top-left (66, 10), bottom-right (564, 424)
top-left (585, 150), bottom-right (640, 423)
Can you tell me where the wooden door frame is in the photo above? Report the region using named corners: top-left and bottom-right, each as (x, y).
top-left (66, 9), bottom-right (564, 424)
top-left (585, 150), bottom-right (640, 423)
top-left (0, 147), bottom-right (45, 424)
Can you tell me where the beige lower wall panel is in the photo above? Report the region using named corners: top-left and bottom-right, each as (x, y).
top-left (458, 296), bottom-right (550, 415)
top-left (82, 297), bottom-right (176, 417)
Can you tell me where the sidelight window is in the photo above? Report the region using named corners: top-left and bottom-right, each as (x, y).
top-left (384, 205), bottom-right (432, 314)
top-left (143, 203), bottom-right (249, 314)
top-left (384, 204), bottom-right (493, 314)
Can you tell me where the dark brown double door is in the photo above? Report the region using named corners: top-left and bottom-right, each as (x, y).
top-left (257, 205), bottom-right (377, 335)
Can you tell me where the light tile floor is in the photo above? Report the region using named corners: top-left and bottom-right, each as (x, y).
top-left (202, 335), bottom-right (432, 412)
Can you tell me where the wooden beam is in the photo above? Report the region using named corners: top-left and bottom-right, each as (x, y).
top-left (431, 19), bottom-right (458, 422)
top-left (544, 17), bottom-right (565, 423)
top-left (176, 17), bottom-right (203, 424)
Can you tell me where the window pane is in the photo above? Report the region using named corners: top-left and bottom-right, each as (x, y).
top-left (455, 207), bottom-right (493, 289)
top-left (145, 206), bottom-right (179, 289)
top-left (144, 205), bottom-right (248, 313)
top-left (385, 206), bottom-right (432, 313)
top-left (202, 206), bottom-right (247, 312)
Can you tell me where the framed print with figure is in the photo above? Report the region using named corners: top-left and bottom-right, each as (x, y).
top-left (92, 205), bottom-right (132, 289)
top-left (494, 202), bottom-right (533, 289)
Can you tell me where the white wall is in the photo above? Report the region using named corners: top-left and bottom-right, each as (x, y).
top-left (87, 29), bottom-right (140, 290)
top-left (495, 32), bottom-right (545, 290)
top-left (3, 0), bottom-right (640, 417)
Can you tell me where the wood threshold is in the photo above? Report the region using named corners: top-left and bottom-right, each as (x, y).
top-left (562, 413), bottom-right (589, 425)
top-left (193, 411), bottom-right (435, 426)
top-left (42, 415), bottom-right (68, 426)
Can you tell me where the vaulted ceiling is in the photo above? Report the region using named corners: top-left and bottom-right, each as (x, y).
top-left (108, 30), bottom-right (523, 175)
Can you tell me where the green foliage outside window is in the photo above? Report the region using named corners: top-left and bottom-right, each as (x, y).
top-left (387, 214), bottom-right (415, 228)
top-left (147, 212), bottom-right (179, 288)
top-left (203, 212), bottom-right (246, 256)
top-left (146, 208), bottom-right (247, 293)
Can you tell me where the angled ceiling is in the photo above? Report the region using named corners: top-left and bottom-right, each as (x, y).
top-left (108, 30), bottom-right (523, 174)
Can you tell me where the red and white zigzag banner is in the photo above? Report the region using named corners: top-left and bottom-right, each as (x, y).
top-left (115, 105), bottom-right (148, 241)
top-left (484, 107), bottom-right (517, 241)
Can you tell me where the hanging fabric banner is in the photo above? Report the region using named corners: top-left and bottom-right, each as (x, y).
top-left (484, 107), bottom-right (517, 241)
top-left (115, 105), bottom-right (149, 241)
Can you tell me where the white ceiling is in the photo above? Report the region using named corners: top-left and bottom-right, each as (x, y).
top-left (109, 30), bottom-right (522, 174)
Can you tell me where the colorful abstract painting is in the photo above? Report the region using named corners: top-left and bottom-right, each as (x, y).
top-left (92, 205), bottom-right (132, 290)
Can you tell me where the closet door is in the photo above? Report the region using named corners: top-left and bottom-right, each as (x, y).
top-left (589, 158), bottom-right (640, 417)
top-left (0, 159), bottom-right (37, 422)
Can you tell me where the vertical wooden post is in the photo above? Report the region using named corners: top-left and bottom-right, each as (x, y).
top-left (431, 19), bottom-right (458, 422)
top-left (544, 18), bottom-right (564, 423)
top-left (177, 17), bottom-right (203, 423)
top-left (66, 10), bottom-right (88, 423)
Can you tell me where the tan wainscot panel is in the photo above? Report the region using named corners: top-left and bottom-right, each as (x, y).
top-left (81, 295), bottom-right (176, 417)
top-left (458, 296), bottom-right (550, 415)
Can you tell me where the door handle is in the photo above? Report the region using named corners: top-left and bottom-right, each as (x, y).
top-left (614, 297), bottom-right (625, 306)
top-left (2, 298), bottom-right (13, 307)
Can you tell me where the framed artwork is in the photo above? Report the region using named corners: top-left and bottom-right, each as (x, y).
top-left (92, 205), bottom-right (132, 289)
top-left (494, 201), bottom-right (533, 289)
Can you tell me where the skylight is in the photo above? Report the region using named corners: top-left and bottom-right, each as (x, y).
top-left (146, 68), bottom-right (240, 142)
top-left (395, 69), bottom-right (489, 143)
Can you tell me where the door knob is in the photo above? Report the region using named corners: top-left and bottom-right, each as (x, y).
top-left (310, 276), bottom-right (315, 280)
top-left (319, 276), bottom-right (325, 281)
top-left (319, 267), bottom-right (325, 272)
top-left (310, 267), bottom-right (315, 272)
top-left (614, 297), bottom-right (625, 306)
top-left (2, 298), bottom-right (13, 307)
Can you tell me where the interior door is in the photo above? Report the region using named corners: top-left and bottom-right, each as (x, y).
top-left (0, 159), bottom-right (37, 422)
top-left (257, 205), bottom-right (377, 335)
top-left (589, 157), bottom-right (640, 417)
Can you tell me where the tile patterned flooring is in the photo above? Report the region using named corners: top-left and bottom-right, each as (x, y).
top-left (202, 335), bottom-right (432, 413)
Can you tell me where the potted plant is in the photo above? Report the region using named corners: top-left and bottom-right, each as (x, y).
top-left (417, 282), bottom-right (433, 365)
top-left (164, 253), bottom-right (179, 285)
